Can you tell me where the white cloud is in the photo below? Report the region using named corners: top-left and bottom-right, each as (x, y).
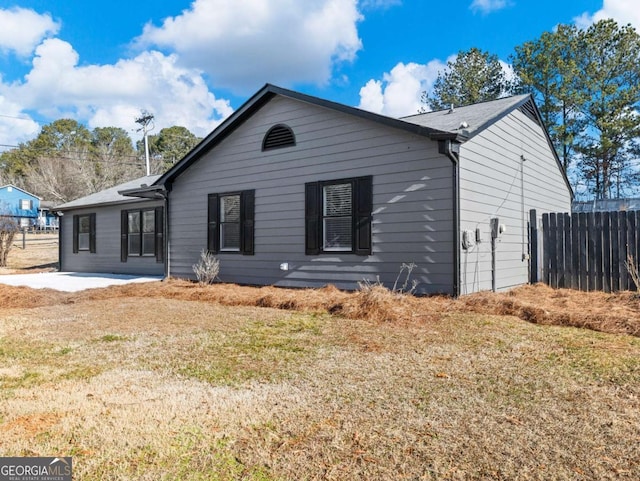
top-left (2, 39), bottom-right (233, 139)
top-left (574, 0), bottom-right (640, 31)
top-left (0, 7), bottom-right (59, 57)
top-left (357, 60), bottom-right (448, 117)
top-left (0, 96), bottom-right (40, 147)
top-left (136, 0), bottom-right (363, 93)
top-left (469, 0), bottom-right (509, 15)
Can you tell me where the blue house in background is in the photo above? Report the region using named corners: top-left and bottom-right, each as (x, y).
top-left (0, 184), bottom-right (41, 229)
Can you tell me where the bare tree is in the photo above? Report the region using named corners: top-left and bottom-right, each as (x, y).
top-left (0, 204), bottom-right (18, 267)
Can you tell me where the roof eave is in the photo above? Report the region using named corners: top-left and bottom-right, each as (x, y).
top-left (429, 132), bottom-right (468, 142)
top-left (55, 197), bottom-right (155, 212)
top-left (119, 184), bottom-right (168, 199)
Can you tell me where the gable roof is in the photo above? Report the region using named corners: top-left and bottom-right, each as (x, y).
top-left (403, 94), bottom-right (572, 195)
top-left (126, 84), bottom-right (569, 198)
top-left (401, 94), bottom-right (534, 139)
top-left (0, 184), bottom-right (41, 200)
top-left (55, 175), bottom-right (161, 211)
top-left (152, 84), bottom-right (461, 188)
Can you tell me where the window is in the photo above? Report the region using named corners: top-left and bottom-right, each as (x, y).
top-left (127, 210), bottom-right (156, 256)
top-left (207, 190), bottom-right (254, 255)
top-left (305, 176), bottom-right (372, 256)
top-left (220, 194), bottom-right (241, 251)
top-left (323, 183), bottom-right (353, 251)
top-left (262, 124), bottom-right (295, 151)
top-left (72, 213), bottom-right (96, 253)
top-left (121, 207), bottom-right (164, 262)
top-left (20, 199), bottom-right (33, 210)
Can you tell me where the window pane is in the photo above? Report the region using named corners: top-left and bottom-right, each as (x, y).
top-left (78, 233), bottom-right (90, 250)
top-left (142, 232), bottom-right (155, 255)
top-left (128, 235), bottom-right (141, 256)
top-left (324, 183), bottom-right (351, 216)
top-left (79, 215), bottom-right (91, 234)
top-left (324, 217), bottom-right (352, 251)
top-left (128, 212), bottom-right (140, 234)
top-left (142, 210), bottom-right (155, 233)
top-left (221, 223), bottom-right (240, 250)
top-left (221, 195), bottom-right (240, 222)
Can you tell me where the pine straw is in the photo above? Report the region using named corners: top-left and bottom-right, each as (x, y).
top-left (459, 284), bottom-right (640, 337)
top-left (2, 279), bottom-right (639, 337)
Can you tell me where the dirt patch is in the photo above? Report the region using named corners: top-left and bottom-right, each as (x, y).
top-left (0, 412), bottom-right (62, 438)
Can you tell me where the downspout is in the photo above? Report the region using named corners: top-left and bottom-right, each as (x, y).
top-left (438, 139), bottom-right (461, 297)
top-left (162, 184), bottom-right (171, 278)
top-left (58, 213), bottom-right (63, 271)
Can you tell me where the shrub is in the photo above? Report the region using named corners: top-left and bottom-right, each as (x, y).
top-left (192, 249), bottom-right (220, 285)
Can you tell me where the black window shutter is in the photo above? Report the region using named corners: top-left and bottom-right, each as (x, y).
top-left (354, 176), bottom-right (373, 256)
top-left (89, 213), bottom-right (96, 253)
top-left (72, 215), bottom-right (79, 253)
top-left (305, 182), bottom-right (321, 255)
top-left (120, 210), bottom-right (128, 262)
top-left (207, 194), bottom-right (219, 253)
top-left (241, 190), bottom-right (255, 255)
top-left (155, 206), bottom-right (164, 262)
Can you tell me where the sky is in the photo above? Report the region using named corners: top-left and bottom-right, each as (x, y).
top-left (0, 0), bottom-right (633, 150)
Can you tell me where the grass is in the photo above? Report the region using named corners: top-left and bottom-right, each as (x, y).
top-left (0, 243), bottom-right (639, 478)
top-left (1, 294), bottom-right (639, 479)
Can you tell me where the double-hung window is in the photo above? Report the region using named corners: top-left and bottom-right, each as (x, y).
top-left (322, 182), bottom-right (354, 251)
top-left (220, 194), bottom-right (241, 251)
top-left (72, 213), bottom-right (96, 253)
top-left (120, 207), bottom-right (164, 262)
top-left (207, 190), bottom-right (255, 255)
top-left (305, 176), bottom-right (372, 255)
top-left (127, 210), bottom-right (156, 256)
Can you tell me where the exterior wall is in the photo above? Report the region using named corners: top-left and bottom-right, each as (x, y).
top-left (168, 96), bottom-right (456, 294)
top-left (0, 186), bottom-right (39, 228)
top-left (60, 200), bottom-right (164, 275)
top-left (458, 109), bottom-right (572, 294)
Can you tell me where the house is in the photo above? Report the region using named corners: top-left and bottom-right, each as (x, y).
top-left (56, 175), bottom-right (164, 276)
top-left (56, 85), bottom-right (572, 295)
top-left (573, 198), bottom-right (640, 213)
top-left (0, 184), bottom-right (40, 229)
top-left (37, 201), bottom-right (60, 230)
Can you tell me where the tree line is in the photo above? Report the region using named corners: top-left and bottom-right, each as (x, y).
top-left (0, 119), bottom-right (201, 203)
top-left (425, 18), bottom-right (640, 200)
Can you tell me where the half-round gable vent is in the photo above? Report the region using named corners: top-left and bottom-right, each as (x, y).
top-left (262, 124), bottom-right (296, 151)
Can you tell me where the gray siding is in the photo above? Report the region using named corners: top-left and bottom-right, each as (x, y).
top-left (60, 200), bottom-right (164, 276)
top-left (458, 109), bottom-right (572, 294)
top-left (168, 96), bottom-right (456, 294)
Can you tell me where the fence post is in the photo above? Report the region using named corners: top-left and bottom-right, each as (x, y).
top-left (542, 213), bottom-right (550, 286)
top-left (595, 211), bottom-right (603, 291)
top-left (611, 212), bottom-right (620, 292)
top-left (529, 209), bottom-right (538, 284)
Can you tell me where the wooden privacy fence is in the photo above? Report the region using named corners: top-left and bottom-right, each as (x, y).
top-left (532, 209), bottom-right (640, 292)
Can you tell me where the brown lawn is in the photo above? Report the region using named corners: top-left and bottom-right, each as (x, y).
top-left (0, 240), bottom-right (639, 479)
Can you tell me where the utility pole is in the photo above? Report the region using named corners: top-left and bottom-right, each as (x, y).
top-left (135, 111), bottom-right (154, 176)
